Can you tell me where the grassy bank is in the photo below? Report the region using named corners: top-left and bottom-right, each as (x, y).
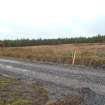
top-left (0, 75), bottom-right (49, 105)
top-left (0, 43), bottom-right (105, 67)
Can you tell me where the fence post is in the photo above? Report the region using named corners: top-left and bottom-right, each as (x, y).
top-left (72, 50), bottom-right (76, 65)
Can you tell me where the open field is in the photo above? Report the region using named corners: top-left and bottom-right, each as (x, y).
top-left (0, 43), bottom-right (105, 66)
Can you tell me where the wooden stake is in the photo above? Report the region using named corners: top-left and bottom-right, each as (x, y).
top-left (72, 50), bottom-right (76, 65)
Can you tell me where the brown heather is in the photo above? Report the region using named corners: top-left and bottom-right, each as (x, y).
top-left (0, 43), bottom-right (105, 66)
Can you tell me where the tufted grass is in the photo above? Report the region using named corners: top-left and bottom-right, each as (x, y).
top-left (0, 43), bottom-right (105, 67)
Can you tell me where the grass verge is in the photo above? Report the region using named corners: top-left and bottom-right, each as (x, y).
top-left (0, 75), bottom-right (48, 105)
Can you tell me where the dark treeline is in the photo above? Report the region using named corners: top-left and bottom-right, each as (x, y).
top-left (0, 35), bottom-right (105, 47)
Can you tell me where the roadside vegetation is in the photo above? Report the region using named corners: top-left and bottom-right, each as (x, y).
top-left (0, 75), bottom-right (48, 105)
top-left (0, 43), bottom-right (105, 67)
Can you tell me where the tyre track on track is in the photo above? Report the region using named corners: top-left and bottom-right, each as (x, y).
top-left (0, 59), bottom-right (105, 98)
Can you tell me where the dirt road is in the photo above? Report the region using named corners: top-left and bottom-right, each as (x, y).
top-left (0, 58), bottom-right (105, 103)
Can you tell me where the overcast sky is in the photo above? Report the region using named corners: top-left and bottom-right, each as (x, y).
top-left (0, 0), bottom-right (105, 39)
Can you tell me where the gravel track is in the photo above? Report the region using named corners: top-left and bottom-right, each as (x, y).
top-left (0, 58), bottom-right (105, 104)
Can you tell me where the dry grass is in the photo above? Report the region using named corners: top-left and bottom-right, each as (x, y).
top-left (0, 43), bottom-right (105, 66)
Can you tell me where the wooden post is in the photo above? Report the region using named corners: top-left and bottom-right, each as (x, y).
top-left (72, 49), bottom-right (76, 65)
